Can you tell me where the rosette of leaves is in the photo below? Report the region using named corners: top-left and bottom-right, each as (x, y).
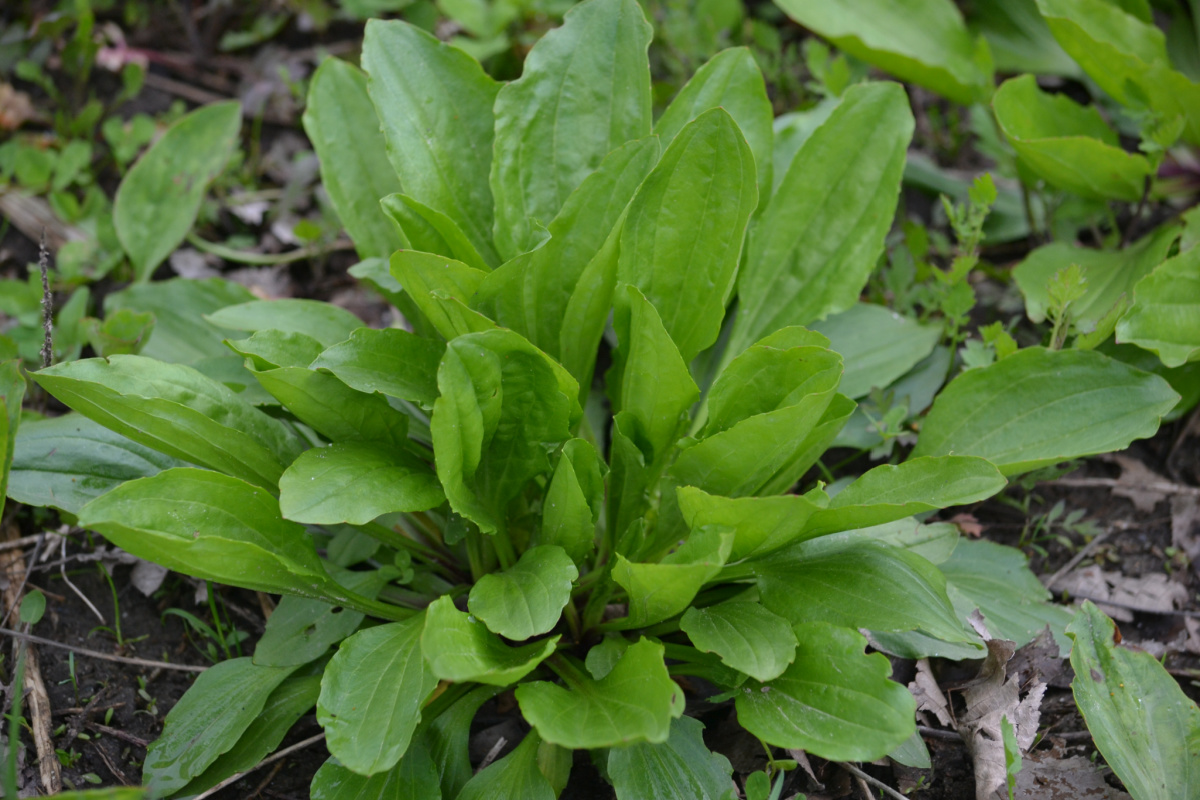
top-left (28, 1), bottom-right (1181, 796)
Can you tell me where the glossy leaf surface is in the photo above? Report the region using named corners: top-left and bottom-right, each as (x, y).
top-left (1116, 245), bottom-right (1200, 367)
top-left (810, 303), bottom-right (941, 399)
top-left (608, 716), bottom-right (734, 800)
top-left (310, 328), bottom-right (444, 407)
top-left (422, 597), bottom-right (558, 686)
top-left (456, 731), bottom-right (555, 800)
top-left (467, 546), bottom-right (578, 640)
top-left (207, 300), bottom-right (362, 347)
top-left (680, 601), bottom-right (797, 682)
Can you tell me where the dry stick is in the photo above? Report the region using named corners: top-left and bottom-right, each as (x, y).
top-left (190, 732), bottom-right (326, 800)
top-left (0, 628), bottom-right (207, 673)
top-left (1064, 593), bottom-right (1200, 619)
top-left (840, 763), bottom-right (908, 800)
top-left (60, 535), bottom-right (106, 625)
top-left (1046, 476), bottom-right (1200, 498)
top-left (1042, 529), bottom-right (1114, 592)
top-left (38, 231), bottom-right (52, 370)
top-left (0, 533), bottom-right (48, 554)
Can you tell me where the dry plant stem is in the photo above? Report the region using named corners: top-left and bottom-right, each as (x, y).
top-left (1047, 476), bottom-right (1200, 497)
top-left (190, 732), bottom-right (326, 800)
top-left (0, 628), bottom-right (207, 673)
top-left (1042, 529), bottom-right (1114, 591)
top-left (840, 763), bottom-right (907, 800)
top-left (60, 535), bottom-right (106, 625)
top-left (38, 231), bottom-right (52, 370)
top-left (1063, 593), bottom-right (1200, 618)
top-left (0, 533), bottom-right (48, 553)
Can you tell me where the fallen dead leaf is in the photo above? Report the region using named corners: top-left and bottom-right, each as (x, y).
top-left (1109, 455), bottom-right (1169, 513)
top-left (1056, 565), bottom-right (1188, 622)
top-left (950, 512), bottom-right (984, 537)
top-left (0, 83), bottom-right (35, 130)
top-left (1006, 627), bottom-right (1068, 689)
top-left (1013, 753), bottom-right (1131, 799)
top-left (908, 658), bottom-right (954, 727)
top-left (1170, 494), bottom-right (1200, 567)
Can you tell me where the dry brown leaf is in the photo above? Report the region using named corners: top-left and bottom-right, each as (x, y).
top-left (950, 512), bottom-right (984, 537)
top-left (1056, 565), bottom-right (1188, 622)
top-left (1006, 627), bottom-right (1067, 688)
top-left (1171, 494), bottom-right (1200, 565)
top-left (0, 83), bottom-right (34, 130)
top-left (1109, 454), bottom-right (1169, 512)
top-left (908, 658), bottom-right (953, 727)
top-left (1013, 753), bottom-right (1132, 799)
top-left (958, 614), bottom-right (1046, 800)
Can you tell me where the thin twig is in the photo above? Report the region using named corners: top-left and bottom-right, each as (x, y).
top-left (185, 231), bottom-right (355, 265)
top-left (0, 533), bottom-right (45, 630)
top-left (1061, 593), bottom-right (1200, 619)
top-left (38, 231), bottom-right (52, 369)
top-left (917, 725), bottom-right (962, 741)
top-left (1046, 476), bottom-right (1200, 497)
top-left (86, 723), bottom-right (150, 748)
top-left (60, 536), bottom-right (106, 625)
top-left (191, 732), bottom-right (326, 800)
top-left (1042, 530), bottom-right (1114, 591)
top-left (476, 736), bottom-right (507, 773)
top-left (0, 534), bottom-right (48, 554)
top-left (0, 628), bottom-right (206, 672)
top-left (840, 763), bottom-right (908, 800)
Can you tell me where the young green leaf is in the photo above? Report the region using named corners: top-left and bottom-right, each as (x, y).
top-left (176, 673), bottom-right (321, 797)
top-left (456, 731), bottom-right (555, 800)
top-left (675, 486), bottom-right (828, 561)
top-left (730, 82), bottom-right (913, 358)
top-left (607, 716), bottom-right (735, 800)
top-left (467, 546), bottom-right (579, 640)
top-left (380, 193), bottom-right (493, 271)
top-left (77, 469), bottom-right (402, 618)
top-left (142, 658), bottom-right (296, 796)
top-left (610, 526), bottom-right (733, 628)
top-left (309, 328), bottom-right (444, 407)
top-left (772, 0), bottom-right (993, 104)
top-left (424, 686), bottom-right (501, 800)
top-left (992, 74), bottom-right (1152, 201)
top-left (1116, 244), bottom-right (1200, 367)
top-left (207, 299), bottom-right (362, 347)
top-left (33, 355), bottom-right (303, 488)
top-left (422, 597), bottom-right (559, 686)
top-left (618, 108), bottom-right (758, 362)
top-left (225, 329), bottom-right (326, 370)
top-left (910, 347), bottom-right (1179, 475)
top-left (362, 20), bottom-right (500, 263)
top-left (114, 101), bottom-right (241, 281)
top-left (389, 250), bottom-right (493, 340)
top-left (490, 0), bottom-right (652, 259)
top-left (303, 58), bottom-right (404, 260)
top-left (311, 745), bottom-right (442, 800)
top-left (533, 439), bottom-right (603, 567)
top-left (103, 277), bottom-right (256, 364)
top-left (279, 442), bottom-right (443, 525)
top-left (680, 601), bottom-right (797, 682)
top-left (801, 455), bottom-right (1006, 536)
top-left (735, 622), bottom-right (916, 761)
top-left (516, 638), bottom-right (683, 748)
top-left (810, 303), bottom-right (942, 399)
top-left (318, 614), bottom-right (437, 775)
top-left (1069, 602), bottom-right (1200, 799)
top-left (7, 414), bottom-right (183, 514)
top-left (970, 0), bottom-right (1081, 77)
top-left (756, 539), bottom-right (971, 643)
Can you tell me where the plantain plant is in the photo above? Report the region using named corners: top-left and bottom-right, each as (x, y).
top-left (24, 0), bottom-right (1185, 796)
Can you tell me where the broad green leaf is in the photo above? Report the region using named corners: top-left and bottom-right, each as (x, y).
top-left (1069, 602), bottom-right (1200, 799)
top-left (993, 74), bottom-right (1152, 201)
top-left (676, 486), bottom-right (827, 561)
top-left (467, 546), bottom-right (578, 640)
top-left (311, 744), bottom-right (441, 800)
top-left (303, 58), bottom-right (404, 260)
top-left (1116, 245), bottom-right (1200, 367)
top-left (318, 614), bottom-right (437, 775)
top-left (735, 622), bottom-right (916, 761)
top-left (226, 329), bottom-right (326, 370)
top-left (457, 731), bottom-right (554, 800)
top-left (348, 258), bottom-right (441, 341)
top-left (490, 0), bottom-right (652, 259)
top-left (77, 469), bottom-right (401, 618)
top-left (422, 597), bottom-right (558, 686)
top-left (610, 526), bottom-right (733, 628)
top-left (103, 278), bottom-right (256, 364)
top-left (810, 303), bottom-right (941, 399)
top-left (279, 442), bottom-right (443, 525)
top-left (424, 686), bottom-right (500, 800)
top-left (516, 638), bottom-right (683, 748)
top-left (1100, 341), bottom-right (1200, 422)
top-left (190, 355), bottom-right (276, 407)
top-left (7, 413), bottom-right (183, 514)
top-left (380, 193), bottom-right (492, 271)
top-left (608, 716), bottom-right (734, 800)
top-left (207, 299), bottom-right (362, 347)
top-left (1036, 0), bottom-right (1200, 145)
top-left (251, 365), bottom-right (410, 449)
top-left (819, 517), bottom-right (962, 565)
top-left (1015, 224), bottom-right (1179, 329)
top-left (942, 539), bottom-right (1073, 652)
top-left (889, 730), bottom-right (933, 769)
top-left (609, 284), bottom-right (699, 466)
top-left (773, 0), bottom-right (992, 104)
top-left (558, 215), bottom-right (624, 397)
top-left (618, 108), bottom-right (757, 361)
top-left (390, 250), bottom-right (493, 341)
top-left (910, 347), bottom-right (1179, 475)
top-left (757, 539), bottom-right (970, 643)
top-left (802, 456), bottom-right (1006, 536)
top-left (362, 21), bottom-right (500, 262)
top-left (253, 570), bottom-right (391, 667)
top-left (474, 136), bottom-right (659, 370)
top-left (969, 0), bottom-right (1081, 77)
top-left (654, 47), bottom-right (773, 203)
top-left (310, 328), bottom-right (444, 407)
top-left (431, 331), bottom-right (574, 533)
top-left (606, 412), bottom-right (655, 548)
top-left (33, 355), bottom-right (302, 488)
top-left (730, 82), bottom-right (914, 357)
top-left (114, 101), bottom-right (241, 281)
top-left (680, 601), bottom-right (797, 682)
top-left (177, 673), bottom-right (321, 797)
top-left (142, 657), bottom-right (295, 796)
top-left (0, 361), bottom-right (25, 519)
top-left (533, 439), bottom-right (603, 567)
